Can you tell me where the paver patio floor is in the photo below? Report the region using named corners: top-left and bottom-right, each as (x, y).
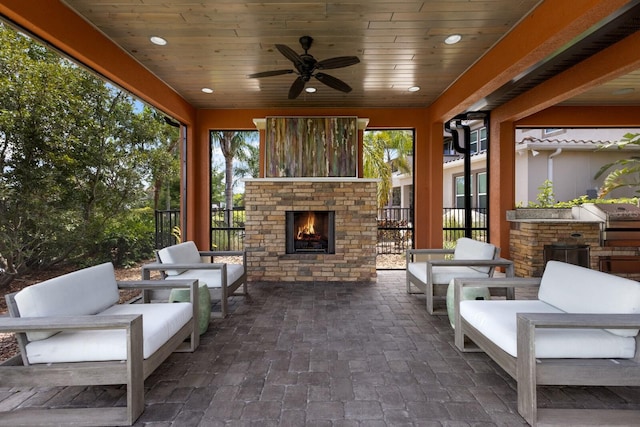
top-left (1, 270), bottom-right (639, 426)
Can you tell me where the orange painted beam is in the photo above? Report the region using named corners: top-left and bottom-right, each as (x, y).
top-left (0, 0), bottom-right (195, 125)
top-left (496, 31), bottom-right (640, 123)
top-left (518, 106), bottom-right (640, 128)
top-left (489, 30), bottom-right (640, 255)
top-left (429, 0), bottom-right (630, 122)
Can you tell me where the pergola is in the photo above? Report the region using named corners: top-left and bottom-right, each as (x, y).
top-left (1, 0), bottom-right (639, 256)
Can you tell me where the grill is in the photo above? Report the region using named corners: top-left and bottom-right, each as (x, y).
top-left (581, 203), bottom-right (640, 247)
top-left (579, 203), bottom-right (640, 275)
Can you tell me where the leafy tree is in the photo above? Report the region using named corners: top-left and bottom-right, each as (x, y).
top-left (233, 140), bottom-right (259, 189)
top-left (210, 162), bottom-right (225, 208)
top-left (0, 24), bottom-right (178, 288)
top-left (135, 109), bottom-right (180, 210)
top-left (595, 133), bottom-right (640, 198)
top-left (363, 130), bottom-right (413, 207)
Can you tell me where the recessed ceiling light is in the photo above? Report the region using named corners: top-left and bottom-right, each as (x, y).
top-left (408, 86), bottom-right (421, 92)
top-left (444, 34), bottom-right (462, 45)
top-left (201, 87), bottom-right (214, 94)
top-left (612, 87), bottom-right (635, 96)
top-left (305, 87), bottom-right (317, 93)
top-left (150, 36), bottom-right (167, 46)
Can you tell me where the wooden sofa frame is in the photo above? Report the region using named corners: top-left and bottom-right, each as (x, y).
top-left (0, 279), bottom-right (199, 426)
top-left (406, 247), bottom-right (515, 315)
top-left (142, 250), bottom-right (247, 318)
top-left (454, 277), bottom-right (640, 426)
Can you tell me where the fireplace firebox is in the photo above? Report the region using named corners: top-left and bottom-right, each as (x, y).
top-left (286, 211), bottom-right (335, 254)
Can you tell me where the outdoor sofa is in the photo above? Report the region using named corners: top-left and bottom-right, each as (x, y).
top-left (454, 260), bottom-right (640, 425)
top-left (406, 237), bottom-right (514, 315)
top-left (141, 241), bottom-right (247, 318)
top-left (0, 262), bottom-right (199, 426)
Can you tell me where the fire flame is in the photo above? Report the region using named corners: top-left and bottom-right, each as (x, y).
top-left (297, 212), bottom-right (316, 239)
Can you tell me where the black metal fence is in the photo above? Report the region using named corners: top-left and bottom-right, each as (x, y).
top-left (377, 207), bottom-right (413, 254)
top-left (155, 207), bottom-right (487, 253)
top-left (442, 207), bottom-right (488, 245)
top-left (211, 207), bottom-right (245, 251)
top-left (155, 209), bottom-right (180, 249)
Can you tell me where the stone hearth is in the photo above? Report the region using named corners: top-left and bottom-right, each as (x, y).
top-left (244, 178), bottom-right (377, 282)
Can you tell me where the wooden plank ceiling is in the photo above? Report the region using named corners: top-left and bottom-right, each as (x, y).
top-left (60, 0), bottom-right (640, 110)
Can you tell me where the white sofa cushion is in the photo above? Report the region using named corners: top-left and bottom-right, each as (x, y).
top-left (158, 241), bottom-right (203, 276)
top-left (407, 262), bottom-right (488, 285)
top-left (453, 237), bottom-right (496, 274)
top-left (460, 299), bottom-right (637, 359)
top-left (14, 262), bottom-right (120, 341)
top-left (408, 262), bottom-right (489, 285)
top-left (24, 302), bottom-right (193, 364)
top-left (173, 264), bottom-right (244, 289)
top-left (539, 261), bottom-right (640, 337)
top-left (431, 266), bottom-right (490, 284)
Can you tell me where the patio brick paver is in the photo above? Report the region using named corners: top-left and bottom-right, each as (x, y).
top-left (1, 270), bottom-right (639, 425)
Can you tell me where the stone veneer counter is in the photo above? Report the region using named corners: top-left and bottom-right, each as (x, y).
top-left (506, 208), bottom-right (639, 280)
top-left (244, 178), bottom-right (378, 282)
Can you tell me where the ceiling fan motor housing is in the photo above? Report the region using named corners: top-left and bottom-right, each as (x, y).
top-left (299, 35), bottom-right (313, 51)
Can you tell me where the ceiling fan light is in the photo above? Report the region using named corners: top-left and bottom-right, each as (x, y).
top-left (305, 87), bottom-right (317, 93)
top-left (444, 34), bottom-right (462, 45)
top-left (408, 86), bottom-right (421, 92)
top-left (150, 36), bottom-right (167, 46)
top-left (201, 87), bottom-right (214, 93)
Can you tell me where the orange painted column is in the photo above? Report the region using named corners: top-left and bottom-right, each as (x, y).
top-left (488, 120), bottom-right (516, 259)
top-left (427, 120), bottom-right (445, 248)
top-left (187, 112), bottom-right (213, 249)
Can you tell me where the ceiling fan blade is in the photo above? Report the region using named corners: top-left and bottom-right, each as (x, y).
top-left (247, 69), bottom-right (294, 78)
top-left (314, 72), bottom-right (353, 93)
top-left (288, 76), bottom-right (306, 99)
top-left (316, 56), bottom-right (360, 70)
top-left (275, 44), bottom-right (303, 67)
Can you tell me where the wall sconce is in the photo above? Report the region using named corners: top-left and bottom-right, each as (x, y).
top-left (531, 149), bottom-right (540, 157)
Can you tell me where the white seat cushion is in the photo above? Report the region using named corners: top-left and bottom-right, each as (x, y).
top-left (158, 241), bottom-right (203, 276)
top-left (460, 299), bottom-right (637, 359)
top-left (24, 302), bottom-right (193, 364)
top-left (539, 261), bottom-right (640, 337)
top-left (453, 237), bottom-right (497, 274)
top-left (14, 262), bottom-right (120, 341)
top-left (430, 266), bottom-right (489, 284)
top-left (408, 262), bottom-right (488, 286)
top-left (173, 264), bottom-right (244, 289)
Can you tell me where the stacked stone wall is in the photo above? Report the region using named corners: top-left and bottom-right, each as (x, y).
top-left (245, 179), bottom-right (377, 282)
top-left (509, 220), bottom-right (640, 280)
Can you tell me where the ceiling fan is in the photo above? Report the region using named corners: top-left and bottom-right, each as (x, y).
top-left (248, 36), bottom-right (360, 99)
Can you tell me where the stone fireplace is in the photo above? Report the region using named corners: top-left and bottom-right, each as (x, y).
top-left (244, 178), bottom-right (377, 282)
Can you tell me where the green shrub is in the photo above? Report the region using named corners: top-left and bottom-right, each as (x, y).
top-left (92, 207), bottom-right (156, 268)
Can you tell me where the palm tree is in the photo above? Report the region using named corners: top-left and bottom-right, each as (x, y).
top-left (595, 133), bottom-right (640, 198)
top-left (210, 131), bottom-right (256, 213)
top-left (363, 130), bottom-right (413, 207)
top-left (233, 141), bottom-right (260, 190)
